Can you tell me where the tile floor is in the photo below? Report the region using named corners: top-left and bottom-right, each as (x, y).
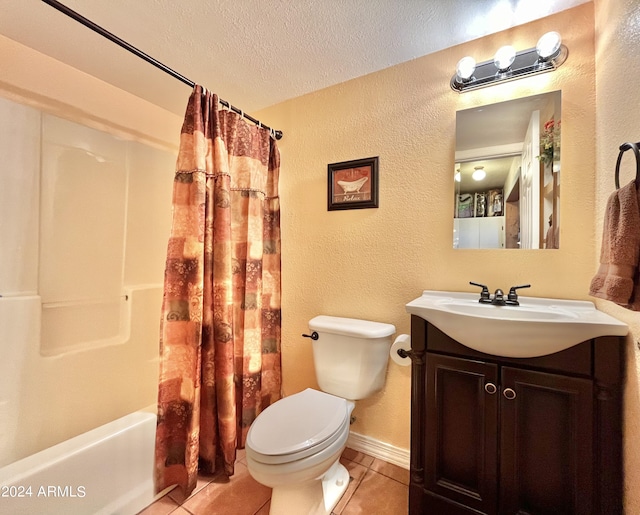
top-left (138, 448), bottom-right (409, 515)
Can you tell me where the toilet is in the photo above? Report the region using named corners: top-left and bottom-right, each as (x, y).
top-left (245, 315), bottom-right (396, 515)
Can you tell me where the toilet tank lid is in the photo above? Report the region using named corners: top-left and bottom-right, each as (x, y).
top-left (309, 315), bottom-right (395, 338)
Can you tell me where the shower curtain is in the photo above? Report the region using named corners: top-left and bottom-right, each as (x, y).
top-left (154, 86), bottom-right (281, 496)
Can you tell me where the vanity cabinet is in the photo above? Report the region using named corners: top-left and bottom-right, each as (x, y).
top-left (408, 315), bottom-right (623, 515)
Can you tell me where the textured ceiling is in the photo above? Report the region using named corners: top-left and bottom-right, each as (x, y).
top-left (0, 0), bottom-right (588, 116)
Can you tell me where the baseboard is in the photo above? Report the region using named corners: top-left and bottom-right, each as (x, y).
top-left (346, 432), bottom-right (410, 470)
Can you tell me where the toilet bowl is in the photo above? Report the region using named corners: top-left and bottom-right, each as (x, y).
top-left (245, 316), bottom-right (395, 515)
top-left (246, 389), bottom-right (355, 515)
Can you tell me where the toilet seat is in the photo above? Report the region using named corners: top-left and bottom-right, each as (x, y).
top-left (246, 389), bottom-right (350, 465)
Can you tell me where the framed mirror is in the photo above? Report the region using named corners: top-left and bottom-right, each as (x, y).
top-left (453, 91), bottom-right (561, 249)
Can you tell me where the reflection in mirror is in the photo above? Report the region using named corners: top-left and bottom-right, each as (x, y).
top-left (453, 91), bottom-right (561, 249)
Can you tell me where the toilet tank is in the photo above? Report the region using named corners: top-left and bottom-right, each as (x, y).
top-left (308, 315), bottom-right (396, 400)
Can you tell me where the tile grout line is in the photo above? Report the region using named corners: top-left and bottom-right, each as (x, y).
top-left (337, 460), bottom-right (367, 514)
top-left (252, 498), bottom-right (270, 515)
top-left (335, 456), bottom-right (409, 514)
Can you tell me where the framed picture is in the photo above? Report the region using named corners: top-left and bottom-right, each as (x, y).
top-left (327, 156), bottom-right (379, 211)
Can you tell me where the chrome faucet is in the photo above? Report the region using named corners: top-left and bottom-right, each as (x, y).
top-left (470, 282), bottom-right (531, 306)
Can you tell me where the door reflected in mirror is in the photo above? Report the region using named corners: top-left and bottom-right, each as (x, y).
top-left (453, 91), bottom-right (561, 249)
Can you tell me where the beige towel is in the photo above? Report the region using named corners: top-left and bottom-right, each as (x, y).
top-left (589, 179), bottom-right (640, 310)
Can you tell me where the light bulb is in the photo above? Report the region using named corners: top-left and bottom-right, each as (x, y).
top-left (472, 166), bottom-right (486, 181)
top-left (536, 31), bottom-right (562, 60)
top-left (456, 56), bottom-right (476, 81)
top-left (455, 169), bottom-right (461, 182)
top-left (494, 45), bottom-right (516, 71)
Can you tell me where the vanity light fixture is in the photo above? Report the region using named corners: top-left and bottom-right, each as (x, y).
top-left (472, 166), bottom-right (486, 181)
top-left (451, 31), bottom-right (568, 93)
top-left (455, 167), bottom-right (461, 182)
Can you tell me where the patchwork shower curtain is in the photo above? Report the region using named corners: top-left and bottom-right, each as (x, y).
top-left (154, 86), bottom-right (281, 496)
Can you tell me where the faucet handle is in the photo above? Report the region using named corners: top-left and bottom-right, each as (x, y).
top-left (470, 281), bottom-right (490, 301)
top-left (507, 284), bottom-right (531, 301)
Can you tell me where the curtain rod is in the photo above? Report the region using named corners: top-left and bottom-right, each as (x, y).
top-left (41, 0), bottom-right (284, 140)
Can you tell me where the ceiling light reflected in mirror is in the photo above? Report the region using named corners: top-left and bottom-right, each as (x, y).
top-left (472, 166), bottom-right (487, 181)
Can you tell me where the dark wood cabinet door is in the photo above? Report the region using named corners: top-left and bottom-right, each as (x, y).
top-left (499, 367), bottom-right (594, 515)
top-left (425, 354), bottom-right (499, 514)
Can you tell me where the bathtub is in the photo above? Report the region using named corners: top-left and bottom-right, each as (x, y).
top-left (0, 410), bottom-right (168, 515)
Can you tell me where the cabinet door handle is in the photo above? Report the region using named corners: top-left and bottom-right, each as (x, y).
top-left (503, 387), bottom-right (517, 400)
top-left (484, 383), bottom-right (497, 394)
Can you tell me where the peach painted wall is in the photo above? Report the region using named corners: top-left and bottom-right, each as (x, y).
top-left (257, 4), bottom-right (596, 451)
top-left (594, 0), bottom-right (640, 511)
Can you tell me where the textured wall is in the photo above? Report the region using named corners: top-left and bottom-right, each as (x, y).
top-left (257, 4), bottom-right (596, 450)
top-left (594, 0), bottom-right (640, 511)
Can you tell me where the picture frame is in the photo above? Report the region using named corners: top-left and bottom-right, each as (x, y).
top-left (327, 156), bottom-right (379, 211)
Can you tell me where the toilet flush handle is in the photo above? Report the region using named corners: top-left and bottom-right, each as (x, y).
top-left (302, 331), bottom-right (319, 340)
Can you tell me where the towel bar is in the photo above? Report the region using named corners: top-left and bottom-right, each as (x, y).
top-left (614, 141), bottom-right (640, 189)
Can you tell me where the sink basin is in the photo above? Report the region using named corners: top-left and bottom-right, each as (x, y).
top-left (406, 290), bottom-right (628, 358)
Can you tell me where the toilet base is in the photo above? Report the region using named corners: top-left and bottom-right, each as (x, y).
top-left (269, 459), bottom-right (350, 515)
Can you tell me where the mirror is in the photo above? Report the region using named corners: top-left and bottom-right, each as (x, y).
top-left (453, 91), bottom-right (561, 249)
